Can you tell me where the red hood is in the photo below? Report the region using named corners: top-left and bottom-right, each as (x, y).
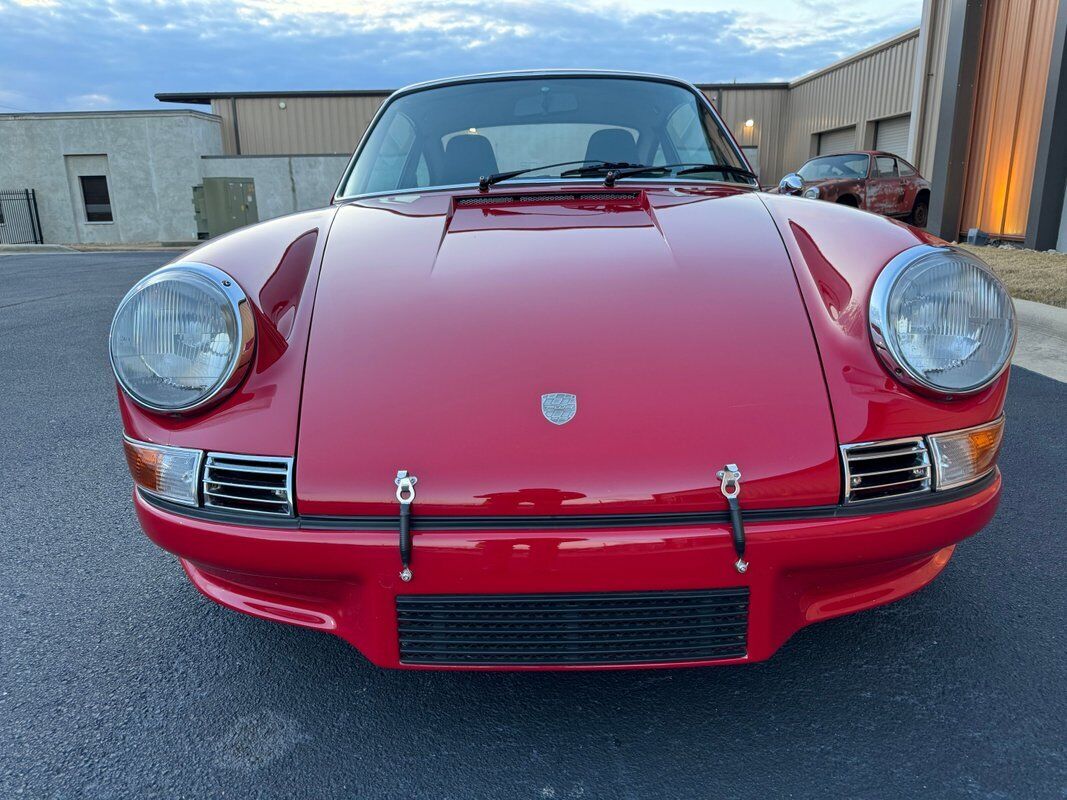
top-left (296, 187), bottom-right (841, 516)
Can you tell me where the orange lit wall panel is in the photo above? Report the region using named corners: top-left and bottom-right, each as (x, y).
top-left (962, 0), bottom-right (1058, 237)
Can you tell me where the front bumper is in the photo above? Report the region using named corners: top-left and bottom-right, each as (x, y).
top-left (135, 473), bottom-right (1000, 670)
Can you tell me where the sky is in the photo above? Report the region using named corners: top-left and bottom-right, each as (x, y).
top-left (0, 0), bottom-right (921, 113)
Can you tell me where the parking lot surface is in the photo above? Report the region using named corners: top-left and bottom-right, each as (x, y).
top-left (1, 252), bottom-right (1064, 799)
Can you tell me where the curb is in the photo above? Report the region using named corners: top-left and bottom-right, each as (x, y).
top-left (1013, 299), bottom-right (1067, 383)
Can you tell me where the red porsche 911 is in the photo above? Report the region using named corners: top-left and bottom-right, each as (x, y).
top-left (111, 71), bottom-right (1016, 670)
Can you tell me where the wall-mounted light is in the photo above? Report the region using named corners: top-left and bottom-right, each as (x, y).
top-left (278, 101), bottom-right (287, 110)
top-left (744, 119), bottom-right (755, 128)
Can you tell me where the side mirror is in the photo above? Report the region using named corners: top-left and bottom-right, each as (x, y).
top-left (778, 173), bottom-right (804, 195)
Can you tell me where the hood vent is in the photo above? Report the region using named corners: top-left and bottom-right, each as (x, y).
top-left (456, 192), bottom-right (638, 207)
top-left (202, 452), bottom-right (294, 516)
top-left (841, 437), bottom-right (932, 503)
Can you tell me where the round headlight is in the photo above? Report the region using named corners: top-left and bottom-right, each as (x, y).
top-left (803, 186), bottom-right (820, 199)
top-left (869, 245), bottom-right (1015, 395)
top-left (109, 263), bottom-right (255, 413)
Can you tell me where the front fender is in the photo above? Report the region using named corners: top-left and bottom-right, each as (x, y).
top-left (758, 193), bottom-right (1009, 444)
top-left (118, 206), bottom-right (340, 455)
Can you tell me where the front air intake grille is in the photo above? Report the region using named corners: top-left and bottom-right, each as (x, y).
top-left (456, 192), bottom-right (638, 206)
top-left (202, 452), bottom-right (294, 516)
top-left (396, 588), bottom-right (749, 666)
top-left (841, 437), bottom-right (932, 503)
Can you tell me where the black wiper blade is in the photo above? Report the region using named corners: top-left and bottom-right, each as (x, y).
top-left (479, 160), bottom-right (618, 192)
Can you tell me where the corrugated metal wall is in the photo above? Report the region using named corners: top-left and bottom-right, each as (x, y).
top-left (704, 87), bottom-right (788, 183)
top-left (212, 95), bottom-right (388, 155)
top-left (961, 0), bottom-right (1059, 238)
top-left (782, 32), bottom-right (918, 177)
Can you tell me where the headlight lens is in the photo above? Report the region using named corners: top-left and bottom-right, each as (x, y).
top-left (870, 245), bottom-right (1015, 395)
top-left (929, 417), bottom-right (1004, 490)
top-left (123, 437), bottom-right (202, 506)
top-left (110, 264), bottom-right (254, 412)
top-left (803, 186), bottom-right (820, 199)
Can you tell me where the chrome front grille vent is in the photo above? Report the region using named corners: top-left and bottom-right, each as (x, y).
top-left (841, 437), bottom-right (932, 503)
top-left (202, 453), bottom-right (294, 516)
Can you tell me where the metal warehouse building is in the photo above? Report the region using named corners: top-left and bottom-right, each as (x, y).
top-left (2, 0), bottom-right (1064, 250)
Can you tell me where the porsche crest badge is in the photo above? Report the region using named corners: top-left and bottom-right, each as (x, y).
top-left (541, 393), bottom-right (577, 425)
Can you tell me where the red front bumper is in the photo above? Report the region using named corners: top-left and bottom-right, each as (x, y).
top-left (135, 474), bottom-right (1000, 670)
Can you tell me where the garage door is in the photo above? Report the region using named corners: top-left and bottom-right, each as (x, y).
top-left (817, 126), bottom-right (856, 155)
top-left (875, 115), bottom-right (910, 158)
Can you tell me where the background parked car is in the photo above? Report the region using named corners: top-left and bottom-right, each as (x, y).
top-left (775, 151), bottom-right (930, 227)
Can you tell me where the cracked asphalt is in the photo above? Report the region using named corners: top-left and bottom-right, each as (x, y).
top-left (1, 252), bottom-right (1064, 799)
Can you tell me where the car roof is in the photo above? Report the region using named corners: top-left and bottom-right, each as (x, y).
top-left (391, 70), bottom-right (705, 98)
top-left (806, 151), bottom-right (907, 159)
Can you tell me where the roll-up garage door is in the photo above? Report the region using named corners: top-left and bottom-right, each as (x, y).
top-left (817, 126), bottom-right (856, 155)
top-left (874, 115), bottom-right (910, 158)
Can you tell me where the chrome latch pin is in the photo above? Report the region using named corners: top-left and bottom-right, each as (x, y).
top-left (395, 470), bottom-right (418, 581)
top-left (717, 464), bottom-right (748, 573)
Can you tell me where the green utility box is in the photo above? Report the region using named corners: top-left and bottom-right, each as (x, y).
top-left (192, 178), bottom-right (258, 239)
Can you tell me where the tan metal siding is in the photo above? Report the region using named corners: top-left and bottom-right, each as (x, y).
top-left (781, 32), bottom-right (919, 177)
top-left (961, 0), bottom-right (1059, 237)
top-left (233, 95), bottom-right (386, 155)
top-left (707, 87), bottom-right (789, 184)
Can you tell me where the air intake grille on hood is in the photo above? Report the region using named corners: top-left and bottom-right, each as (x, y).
top-left (456, 192), bottom-right (638, 206)
top-left (202, 452), bottom-right (294, 516)
top-left (841, 437), bottom-right (932, 503)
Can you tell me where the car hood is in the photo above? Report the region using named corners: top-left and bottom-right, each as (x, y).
top-left (296, 187), bottom-right (841, 516)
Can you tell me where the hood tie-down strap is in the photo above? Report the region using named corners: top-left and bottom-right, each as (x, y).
top-left (395, 470), bottom-right (418, 582)
top-left (717, 464), bottom-right (749, 573)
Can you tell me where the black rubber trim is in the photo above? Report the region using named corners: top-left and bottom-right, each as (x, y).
top-left (138, 469), bottom-right (997, 531)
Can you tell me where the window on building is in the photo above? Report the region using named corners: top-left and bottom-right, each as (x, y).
top-left (80, 175), bottom-right (113, 222)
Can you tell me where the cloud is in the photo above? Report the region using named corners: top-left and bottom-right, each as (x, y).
top-left (0, 0), bottom-right (920, 111)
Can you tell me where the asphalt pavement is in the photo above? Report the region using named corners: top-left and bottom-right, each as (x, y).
top-left (1, 252), bottom-right (1064, 800)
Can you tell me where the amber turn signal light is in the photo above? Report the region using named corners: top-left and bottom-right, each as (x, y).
top-left (123, 437), bottom-right (203, 507)
top-left (929, 417), bottom-right (1005, 491)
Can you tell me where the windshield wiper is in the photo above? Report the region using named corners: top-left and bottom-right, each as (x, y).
top-left (479, 160), bottom-right (624, 192)
top-left (557, 161), bottom-right (648, 178)
top-left (601, 162), bottom-right (758, 186)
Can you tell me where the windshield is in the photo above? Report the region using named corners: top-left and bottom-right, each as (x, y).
top-left (339, 76), bottom-right (751, 197)
top-left (797, 154), bottom-right (870, 181)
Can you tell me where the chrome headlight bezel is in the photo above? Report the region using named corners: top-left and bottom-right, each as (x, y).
top-left (109, 262), bottom-right (256, 414)
top-left (869, 244), bottom-right (1016, 397)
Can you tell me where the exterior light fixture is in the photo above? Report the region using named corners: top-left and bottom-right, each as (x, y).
top-left (744, 119), bottom-right (755, 128)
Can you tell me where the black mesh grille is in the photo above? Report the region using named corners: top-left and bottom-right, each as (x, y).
top-left (456, 192), bottom-right (638, 206)
top-left (396, 588), bottom-right (749, 666)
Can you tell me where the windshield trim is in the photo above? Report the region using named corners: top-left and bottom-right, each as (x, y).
top-left (332, 73), bottom-right (753, 202)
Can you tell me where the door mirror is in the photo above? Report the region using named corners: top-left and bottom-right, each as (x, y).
top-left (778, 173), bottom-right (804, 195)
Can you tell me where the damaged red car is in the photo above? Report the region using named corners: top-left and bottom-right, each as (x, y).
top-left (110, 72), bottom-right (1016, 670)
top-left (778, 151), bottom-right (931, 227)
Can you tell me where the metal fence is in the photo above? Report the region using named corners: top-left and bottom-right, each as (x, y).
top-left (0, 189), bottom-right (44, 244)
